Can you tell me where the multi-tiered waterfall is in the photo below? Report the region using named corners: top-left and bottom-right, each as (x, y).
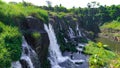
top-left (44, 23), bottom-right (87, 68)
top-left (12, 22), bottom-right (88, 68)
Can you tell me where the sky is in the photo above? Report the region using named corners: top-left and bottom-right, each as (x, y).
top-left (3, 0), bottom-right (120, 8)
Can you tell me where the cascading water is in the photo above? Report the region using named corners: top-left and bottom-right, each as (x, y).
top-left (44, 23), bottom-right (86, 68)
top-left (12, 37), bottom-right (40, 68)
top-left (20, 37), bottom-right (34, 68)
top-left (12, 61), bottom-right (22, 68)
top-left (44, 23), bottom-right (69, 68)
top-left (76, 23), bottom-right (82, 37)
top-left (68, 27), bottom-right (75, 38)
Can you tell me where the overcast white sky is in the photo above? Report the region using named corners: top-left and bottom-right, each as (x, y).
top-left (3, 0), bottom-right (120, 8)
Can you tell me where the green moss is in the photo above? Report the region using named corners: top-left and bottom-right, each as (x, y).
top-left (0, 22), bottom-right (22, 67)
top-left (57, 12), bottom-right (66, 18)
top-left (79, 37), bottom-right (88, 43)
top-left (57, 31), bottom-right (77, 52)
top-left (32, 32), bottom-right (41, 39)
top-left (73, 17), bottom-right (77, 21)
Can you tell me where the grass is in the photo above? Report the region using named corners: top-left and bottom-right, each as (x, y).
top-left (109, 55), bottom-right (120, 68)
top-left (0, 1), bottom-right (48, 25)
top-left (101, 21), bottom-right (120, 30)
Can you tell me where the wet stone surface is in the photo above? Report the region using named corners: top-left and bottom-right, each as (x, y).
top-left (59, 51), bottom-right (89, 68)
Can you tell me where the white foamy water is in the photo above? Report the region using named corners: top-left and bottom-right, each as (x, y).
top-left (76, 23), bottom-right (82, 37)
top-left (68, 27), bottom-right (75, 38)
top-left (12, 37), bottom-right (38, 68)
top-left (44, 23), bottom-right (86, 68)
top-left (12, 61), bottom-right (22, 68)
top-left (44, 23), bottom-right (69, 68)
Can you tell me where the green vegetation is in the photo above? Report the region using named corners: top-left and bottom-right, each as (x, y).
top-left (41, 1), bottom-right (120, 33)
top-left (0, 1), bottom-right (48, 25)
top-left (57, 12), bottom-right (67, 18)
top-left (0, 22), bottom-right (22, 68)
top-left (32, 32), bottom-right (41, 39)
top-left (84, 41), bottom-right (117, 68)
top-left (110, 55), bottom-right (120, 68)
top-left (96, 37), bottom-right (120, 54)
top-left (101, 21), bottom-right (120, 30)
top-left (0, 0), bottom-right (120, 68)
top-left (57, 32), bottom-right (77, 52)
top-left (0, 0), bottom-right (49, 67)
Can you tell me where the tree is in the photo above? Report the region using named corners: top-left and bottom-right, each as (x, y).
top-left (22, 0), bottom-right (27, 6)
top-left (46, 0), bottom-right (52, 7)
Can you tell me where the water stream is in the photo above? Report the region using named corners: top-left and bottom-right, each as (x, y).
top-left (12, 37), bottom-right (40, 68)
top-left (44, 23), bottom-right (87, 68)
top-left (44, 24), bottom-right (69, 68)
top-left (12, 23), bottom-right (88, 68)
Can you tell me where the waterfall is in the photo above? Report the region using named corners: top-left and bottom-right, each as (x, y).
top-left (44, 23), bottom-right (86, 68)
top-left (12, 61), bottom-right (22, 68)
top-left (12, 37), bottom-right (40, 68)
top-left (44, 23), bottom-right (69, 68)
top-left (20, 37), bottom-right (34, 68)
top-left (68, 27), bottom-right (75, 38)
top-left (76, 23), bottom-right (82, 37)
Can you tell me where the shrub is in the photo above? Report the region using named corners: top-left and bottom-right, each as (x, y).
top-left (0, 22), bottom-right (22, 67)
top-left (117, 17), bottom-right (120, 22)
top-left (0, 44), bottom-right (11, 68)
top-left (84, 41), bottom-right (116, 68)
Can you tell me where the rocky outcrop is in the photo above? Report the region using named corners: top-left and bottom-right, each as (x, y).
top-left (49, 14), bottom-right (88, 52)
top-left (20, 16), bottom-right (50, 68)
top-left (20, 60), bottom-right (29, 68)
top-left (18, 13), bottom-right (99, 68)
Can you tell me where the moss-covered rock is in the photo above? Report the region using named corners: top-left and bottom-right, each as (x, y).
top-left (21, 16), bottom-right (50, 68)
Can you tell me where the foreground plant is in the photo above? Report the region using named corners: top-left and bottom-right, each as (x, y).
top-left (84, 41), bottom-right (116, 68)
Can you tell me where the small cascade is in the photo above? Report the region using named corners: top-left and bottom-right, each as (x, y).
top-left (44, 23), bottom-right (69, 68)
top-left (44, 23), bottom-right (86, 68)
top-left (20, 37), bottom-right (34, 68)
top-left (68, 27), bottom-right (75, 38)
top-left (12, 61), bottom-right (22, 68)
top-left (76, 23), bottom-right (82, 37)
top-left (12, 37), bottom-right (40, 68)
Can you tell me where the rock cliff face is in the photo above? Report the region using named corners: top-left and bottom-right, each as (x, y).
top-left (49, 14), bottom-right (88, 52)
top-left (18, 13), bottom-right (100, 68)
top-left (20, 16), bottom-right (50, 68)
